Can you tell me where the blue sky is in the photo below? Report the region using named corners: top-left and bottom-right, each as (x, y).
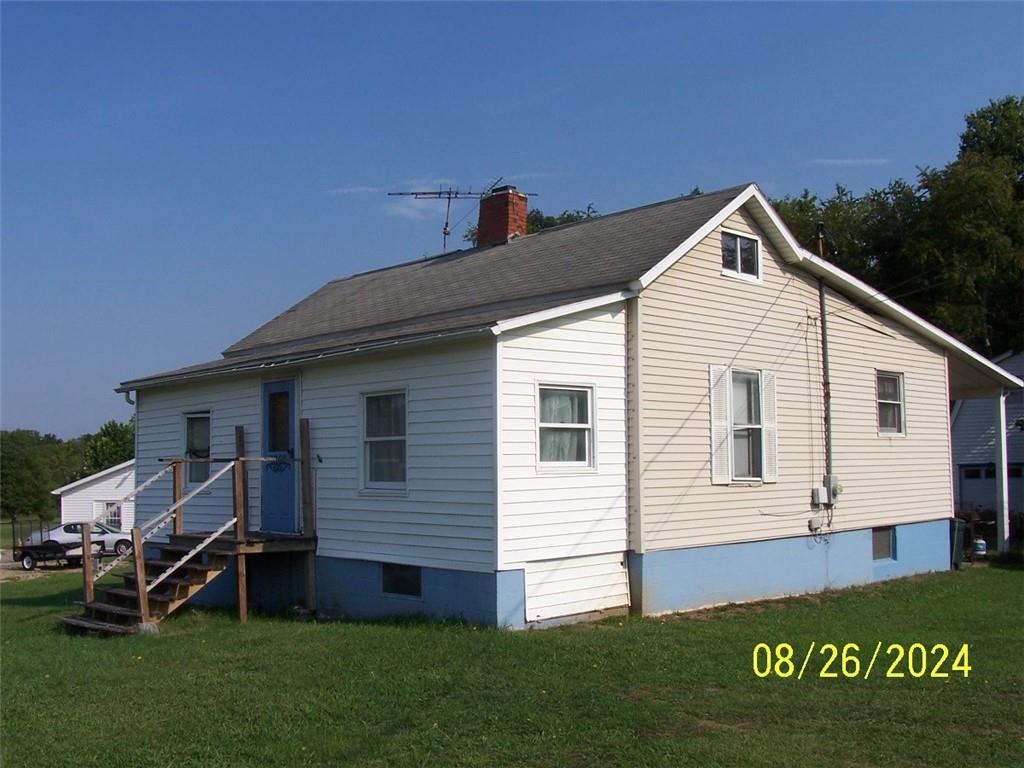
top-left (3, 2), bottom-right (1022, 437)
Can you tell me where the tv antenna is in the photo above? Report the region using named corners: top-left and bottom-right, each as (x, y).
top-left (387, 177), bottom-right (517, 252)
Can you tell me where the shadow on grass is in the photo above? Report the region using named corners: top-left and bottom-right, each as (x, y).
top-left (1, 586), bottom-right (82, 608)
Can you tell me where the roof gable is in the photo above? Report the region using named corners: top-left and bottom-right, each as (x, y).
top-left (221, 184), bottom-right (750, 359)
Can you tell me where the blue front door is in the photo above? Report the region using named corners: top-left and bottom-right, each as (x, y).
top-left (261, 380), bottom-right (297, 533)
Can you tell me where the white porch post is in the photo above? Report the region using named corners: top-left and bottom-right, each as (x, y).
top-left (994, 390), bottom-right (1009, 552)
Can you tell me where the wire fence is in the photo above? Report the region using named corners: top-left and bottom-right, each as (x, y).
top-left (1, 518), bottom-right (57, 554)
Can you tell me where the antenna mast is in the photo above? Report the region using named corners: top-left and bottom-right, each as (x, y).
top-left (387, 177), bottom-right (512, 252)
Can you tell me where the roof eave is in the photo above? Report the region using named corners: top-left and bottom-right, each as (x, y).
top-left (51, 459), bottom-right (136, 496)
top-left (799, 250), bottom-right (1023, 391)
top-left (117, 326), bottom-right (495, 393)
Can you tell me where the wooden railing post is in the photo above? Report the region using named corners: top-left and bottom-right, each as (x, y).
top-left (81, 523), bottom-right (95, 604)
top-left (299, 418), bottom-right (315, 537)
top-left (131, 527), bottom-right (150, 624)
top-left (232, 449), bottom-right (249, 624)
top-left (234, 426), bottom-right (248, 536)
top-left (299, 418), bottom-right (317, 613)
top-left (172, 460), bottom-right (185, 535)
top-left (233, 460), bottom-right (247, 540)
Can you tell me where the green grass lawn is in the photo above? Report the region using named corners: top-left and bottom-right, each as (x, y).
top-left (2, 568), bottom-right (1021, 768)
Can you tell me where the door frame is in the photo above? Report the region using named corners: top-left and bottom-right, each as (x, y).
top-left (260, 376), bottom-right (300, 533)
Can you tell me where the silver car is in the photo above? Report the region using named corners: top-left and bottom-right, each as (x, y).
top-left (26, 522), bottom-right (132, 557)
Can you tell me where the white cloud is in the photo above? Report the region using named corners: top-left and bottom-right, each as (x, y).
top-left (810, 158), bottom-right (890, 167)
top-left (383, 196), bottom-right (446, 221)
top-left (324, 184), bottom-right (387, 196)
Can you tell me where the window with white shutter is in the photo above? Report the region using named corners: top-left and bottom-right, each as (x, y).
top-left (709, 365), bottom-right (778, 484)
top-left (709, 365), bottom-right (732, 484)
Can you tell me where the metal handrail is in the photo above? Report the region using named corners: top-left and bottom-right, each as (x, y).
top-left (147, 517), bottom-right (237, 592)
top-left (92, 461), bottom-right (236, 583)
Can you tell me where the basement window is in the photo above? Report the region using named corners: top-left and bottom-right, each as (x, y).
top-left (382, 563), bottom-right (421, 597)
top-left (872, 526), bottom-right (896, 561)
top-left (721, 231), bottom-right (760, 280)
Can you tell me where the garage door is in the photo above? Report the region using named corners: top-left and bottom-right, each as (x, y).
top-left (524, 552), bottom-right (629, 622)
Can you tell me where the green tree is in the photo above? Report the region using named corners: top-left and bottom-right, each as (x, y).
top-left (910, 153), bottom-right (1024, 354)
top-left (0, 431), bottom-right (56, 519)
top-left (83, 418), bottom-right (135, 476)
top-left (958, 95), bottom-right (1024, 189)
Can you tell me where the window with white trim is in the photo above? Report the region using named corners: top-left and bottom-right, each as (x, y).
top-left (709, 365), bottom-right (778, 484)
top-left (364, 392), bottom-right (407, 487)
top-left (721, 231), bottom-right (759, 279)
top-left (731, 371), bottom-right (763, 480)
top-left (876, 372), bottom-right (905, 435)
top-left (103, 501), bottom-right (122, 529)
top-left (538, 386), bottom-right (593, 466)
top-left (185, 413), bottom-right (211, 484)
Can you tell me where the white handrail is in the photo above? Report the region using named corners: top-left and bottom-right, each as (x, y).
top-left (91, 461), bottom-right (236, 583)
top-left (147, 517), bottom-right (237, 593)
top-left (117, 461), bottom-right (176, 507)
top-left (138, 461), bottom-right (237, 534)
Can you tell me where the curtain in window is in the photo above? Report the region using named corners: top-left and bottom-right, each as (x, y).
top-left (186, 416), bottom-right (211, 483)
top-left (539, 389), bottom-right (589, 462)
top-left (366, 394), bottom-right (406, 437)
top-left (540, 429), bottom-right (588, 462)
top-left (540, 389), bottom-right (587, 424)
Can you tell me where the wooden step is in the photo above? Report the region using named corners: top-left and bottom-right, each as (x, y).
top-left (120, 572), bottom-right (199, 588)
top-left (82, 601), bottom-right (142, 620)
top-left (102, 587), bottom-right (176, 604)
top-left (145, 558), bottom-right (221, 572)
top-left (62, 615), bottom-right (137, 635)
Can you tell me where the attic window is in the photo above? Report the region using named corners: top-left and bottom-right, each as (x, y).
top-left (721, 231), bottom-right (760, 280)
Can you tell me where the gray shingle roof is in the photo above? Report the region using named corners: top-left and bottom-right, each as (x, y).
top-left (119, 183), bottom-right (750, 390)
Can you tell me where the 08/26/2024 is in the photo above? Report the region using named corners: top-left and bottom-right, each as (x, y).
top-left (752, 642), bottom-right (971, 680)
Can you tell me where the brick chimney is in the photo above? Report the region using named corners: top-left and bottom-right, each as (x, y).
top-left (476, 185), bottom-right (528, 248)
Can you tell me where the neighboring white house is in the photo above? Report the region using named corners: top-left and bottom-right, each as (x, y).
top-left (52, 459), bottom-right (136, 531)
top-left (952, 351), bottom-right (1024, 516)
top-left (117, 183), bottom-right (1022, 627)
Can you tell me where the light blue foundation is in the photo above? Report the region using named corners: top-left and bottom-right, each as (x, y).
top-left (629, 519), bottom-right (950, 615)
top-left (316, 557), bottom-right (527, 629)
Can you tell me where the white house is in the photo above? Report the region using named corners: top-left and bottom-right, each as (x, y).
top-left (52, 459), bottom-right (136, 531)
top-left (952, 351), bottom-right (1024, 518)
top-left (114, 184), bottom-right (1022, 628)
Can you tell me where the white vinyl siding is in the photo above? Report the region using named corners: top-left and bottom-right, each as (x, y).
top-left (524, 552), bottom-right (629, 622)
top-left (302, 340), bottom-right (496, 572)
top-left (135, 378), bottom-right (262, 535)
top-left (58, 464), bottom-right (136, 530)
top-left (498, 304), bottom-right (628, 570)
top-left (636, 205), bottom-right (953, 552)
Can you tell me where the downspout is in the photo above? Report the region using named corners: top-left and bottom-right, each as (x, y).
top-left (816, 223), bottom-right (836, 519)
top-left (818, 276), bottom-right (833, 481)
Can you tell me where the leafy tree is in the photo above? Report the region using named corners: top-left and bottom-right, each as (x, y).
top-left (910, 153), bottom-right (1024, 354)
top-left (464, 204), bottom-right (599, 245)
top-left (0, 431), bottom-right (57, 519)
top-left (83, 418), bottom-right (135, 476)
top-left (772, 97), bottom-right (1023, 355)
top-left (958, 95), bottom-right (1024, 189)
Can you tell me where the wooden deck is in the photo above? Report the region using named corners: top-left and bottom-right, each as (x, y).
top-left (170, 531), bottom-right (317, 555)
